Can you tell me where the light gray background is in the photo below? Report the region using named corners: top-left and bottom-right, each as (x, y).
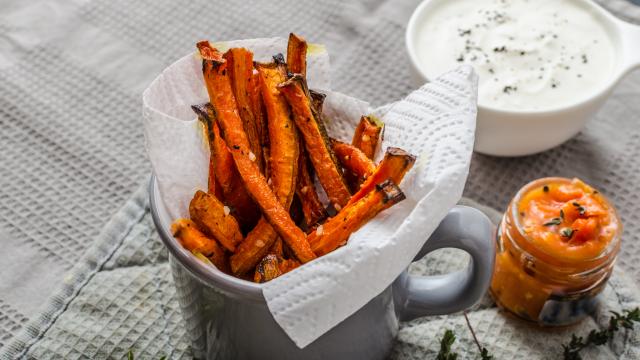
top-left (0, 0), bottom-right (639, 358)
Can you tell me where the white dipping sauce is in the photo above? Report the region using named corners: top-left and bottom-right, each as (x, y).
top-left (415, 0), bottom-right (615, 111)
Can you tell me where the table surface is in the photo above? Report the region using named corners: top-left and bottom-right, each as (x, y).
top-left (0, 0), bottom-right (639, 354)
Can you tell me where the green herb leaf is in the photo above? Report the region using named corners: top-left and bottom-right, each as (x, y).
top-left (560, 209), bottom-right (565, 220)
top-left (127, 350), bottom-right (134, 360)
top-left (561, 228), bottom-right (574, 239)
top-left (544, 218), bottom-right (562, 226)
top-left (437, 330), bottom-right (458, 360)
top-left (562, 307), bottom-right (640, 360)
top-left (572, 202), bottom-right (586, 215)
top-left (480, 347), bottom-right (494, 360)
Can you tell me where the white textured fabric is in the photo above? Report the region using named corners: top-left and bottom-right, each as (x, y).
top-left (0, 0), bottom-right (639, 358)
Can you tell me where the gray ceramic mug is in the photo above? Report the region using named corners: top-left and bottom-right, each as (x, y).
top-left (149, 177), bottom-right (495, 360)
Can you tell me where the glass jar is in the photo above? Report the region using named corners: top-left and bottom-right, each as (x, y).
top-left (490, 177), bottom-right (622, 326)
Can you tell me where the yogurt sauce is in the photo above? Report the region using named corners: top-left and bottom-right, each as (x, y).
top-left (415, 0), bottom-right (615, 111)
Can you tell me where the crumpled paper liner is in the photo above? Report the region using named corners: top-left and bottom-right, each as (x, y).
top-left (142, 37), bottom-right (477, 348)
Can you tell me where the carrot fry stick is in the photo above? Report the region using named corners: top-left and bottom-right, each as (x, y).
top-left (189, 190), bottom-right (243, 252)
top-left (347, 147), bottom-right (416, 207)
top-left (352, 115), bottom-right (384, 160)
top-left (249, 71), bottom-right (269, 173)
top-left (171, 218), bottom-right (229, 272)
top-left (254, 254), bottom-right (282, 283)
top-left (279, 74), bottom-right (351, 209)
top-left (279, 258), bottom-right (301, 274)
top-left (224, 48), bottom-right (264, 172)
top-left (231, 220), bottom-right (279, 274)
top-left (256, 56), bottom-right (299, 208)
top-left (192, 104), bottom-right (221, 197)
top-left (191, 104), bottom-right (260, 229)
top-left (254, 254), bottom-right (300, 283)
top-left (309, 180), bottom-right (406, 256)
top-left (331, 139), bottom-right (376, 187)
top-left (296, 143), bottom-right (328, 226)
top-left (232, 56), bottom-right (307, 274)
top-left (198, 41), bottom-right (315, 264)
top-left (286, 33), bottom-right (307, 76)
top-left (269, 238), bottom-right (284, 258)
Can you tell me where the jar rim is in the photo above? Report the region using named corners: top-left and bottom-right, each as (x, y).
top-left (509, 177), bottom-right (622, 268)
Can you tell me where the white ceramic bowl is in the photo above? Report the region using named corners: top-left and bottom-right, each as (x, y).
top-left (406, 0), bottom-right (640, 157)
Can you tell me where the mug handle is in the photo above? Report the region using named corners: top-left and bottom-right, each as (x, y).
top-left (393, 205), bottom-right (495, 321)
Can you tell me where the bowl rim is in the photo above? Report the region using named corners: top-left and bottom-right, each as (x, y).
top-left (148, 175), bottom-right (265, 302)
top-left (405, 0), bottom-right (627, 115)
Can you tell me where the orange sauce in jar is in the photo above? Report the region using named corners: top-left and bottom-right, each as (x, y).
top-left (490, 177), bottom-right (621, 326)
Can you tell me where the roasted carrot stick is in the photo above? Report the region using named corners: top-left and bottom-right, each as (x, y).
top-left (191, 104), bottom-right (260, 229)
top-left (331, 139), bottom-right (376, 187)
top-left (232, 56), bottom-right (306, 274)
top-left (253, 253), bottom-right (302, 283)
top-left (192, 104), bottom-right (221, 197)
top-left (309, 180), bottom-right (406, 256)
top-left (189, 190), bottom-right (243, 252)
top-left (269, 237), bottom-right (284, 258)
top-left (296, 143), bottom-right (328, 226)
top-left (352, 115), bottom-right (384, 160)
top-left (279, 258), bottom-right (301, 274)
top-left (198, 41), bottom-right (315, 264)
top-left (286, 33), bottom-right (307, 76)
top-left (249, 71), bottom-right (269, 174)
top-left (279, 75), bottom-right (351, 209)
top-left (256, 56), bottom-right (299, 208)
top-left (231, 220), bottom-right (279, 274)
top-left (224, 48), bottom-right (264, 172)
top-left (347, 147), bottom-right (416, 206)
top-left (253, 254), bottom-right (282, 283)
top-left (171, 218), bottom-right (229, 272)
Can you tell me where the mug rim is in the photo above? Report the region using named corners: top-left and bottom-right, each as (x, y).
top-left (149, 176), bottom-right (265, 302)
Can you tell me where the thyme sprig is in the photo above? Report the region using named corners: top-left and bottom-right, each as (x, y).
top-left (436, 329), bottom-right (458, 360)
top-left (562, 308), bottom-right (640, 360)
top-left (435, 307), bottom-right (639, 360)
top-left (436, 313), bottom-right (494, 360)
top-left (464, 311), bottom-right (494, 360)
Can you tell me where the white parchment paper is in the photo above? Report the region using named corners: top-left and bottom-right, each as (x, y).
top-left (142, 37), bottom-right (478, 348)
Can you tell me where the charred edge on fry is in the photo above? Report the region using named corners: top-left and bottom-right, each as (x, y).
top-left (191, 103), bottom-right (217, 140)
top-left (309, 90), bottom-right (326, 114)
top-left (375, 180), bottom-right (406, 204)
top-left (273, 53), bottom-right (286, 65)
top-left (386, 147), bottom-right (417, 166)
